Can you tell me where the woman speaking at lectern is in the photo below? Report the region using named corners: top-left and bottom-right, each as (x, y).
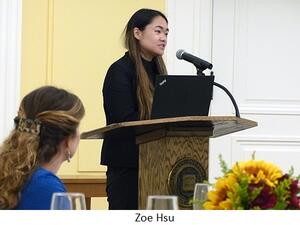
top-left (101, 8), bottom-right (169, 209)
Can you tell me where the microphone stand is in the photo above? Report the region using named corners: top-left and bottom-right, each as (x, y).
top-left (197, 69), bottom-right (240, 118)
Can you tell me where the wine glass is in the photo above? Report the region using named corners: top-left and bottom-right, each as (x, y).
top-left (50, 192), bottom-right (86, 210)
top-left (193, 183), bottom-right (208, 210)
top-left (146, 195), bottom-right (178, 210)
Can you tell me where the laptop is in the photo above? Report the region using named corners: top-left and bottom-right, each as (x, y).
top-left (151, 75), bottom-right (214, 119)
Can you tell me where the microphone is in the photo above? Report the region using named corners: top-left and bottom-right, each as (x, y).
top-left (176, 49), bottom-right (213, 71)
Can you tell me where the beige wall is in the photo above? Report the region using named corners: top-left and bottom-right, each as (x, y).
top-left (21, 0), bottom-right (165, 176)
top-left (21, 0), bottom-right (165, 209)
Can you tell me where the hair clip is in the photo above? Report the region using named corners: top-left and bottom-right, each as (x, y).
top-left (14, 116), bottom-right (41, 135)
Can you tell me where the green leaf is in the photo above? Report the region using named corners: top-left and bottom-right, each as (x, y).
top-left (273, 178), bottom-right (291, 209)
top-left (218, 154), bottom-right (230, 175)
top-left (288, 166), bottom-right (294, 177)
top-left (249, 186), bottom-right (263, 202)
top-left (251, 151), bottom-right (256, 160)
top-left (237, 175), bottom-right (250, 209)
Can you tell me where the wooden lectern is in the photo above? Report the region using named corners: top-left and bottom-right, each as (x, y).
top-left (81, 116), bottom-right (257, 209)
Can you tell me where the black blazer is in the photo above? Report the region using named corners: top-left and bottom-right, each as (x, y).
top-left (101, 52), bottom-right (158, 168)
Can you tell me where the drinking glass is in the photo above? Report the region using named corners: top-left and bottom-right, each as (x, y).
top-left (146, 195), bottom-right (178, 210)
top-left (50, 192), bottom-right (86, 210)
top-left (193, 183), bottom-right (208, 210)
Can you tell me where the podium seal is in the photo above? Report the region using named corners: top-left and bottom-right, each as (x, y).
top-left (167, 158), bottom-right (206, 208)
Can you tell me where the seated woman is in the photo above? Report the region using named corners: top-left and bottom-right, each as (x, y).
top-left (0, 86), bottom-right (85, 209)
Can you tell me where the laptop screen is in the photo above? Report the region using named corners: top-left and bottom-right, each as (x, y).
top-left (151, 75), bottom-right (214, 119)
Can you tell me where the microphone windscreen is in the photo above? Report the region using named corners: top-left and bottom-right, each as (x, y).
top-left (176, 49), bottom-right (185, 59)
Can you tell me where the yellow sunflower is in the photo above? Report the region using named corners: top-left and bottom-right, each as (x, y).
top-left (203, 159), bottom-right (284, 210)
top-left (232, 160), bottom-right (282, 187)
top-left (203, 173), bottom-right (238, 210)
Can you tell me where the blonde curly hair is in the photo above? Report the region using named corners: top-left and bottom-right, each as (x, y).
top-left (0, 86), bottom-right (85, 209)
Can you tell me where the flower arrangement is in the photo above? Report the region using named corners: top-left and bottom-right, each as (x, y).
top-left (203, 154), bottom-right (300, 210)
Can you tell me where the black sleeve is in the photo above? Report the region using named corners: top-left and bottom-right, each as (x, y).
top-left (102, 63), bottom-right (139, 124)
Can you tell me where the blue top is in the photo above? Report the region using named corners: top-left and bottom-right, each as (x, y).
top-left (15, 167), bottom-right (66, 210)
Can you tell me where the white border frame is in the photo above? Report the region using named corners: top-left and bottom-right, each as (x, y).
top-left (0, 0), bottom-right (22, 141)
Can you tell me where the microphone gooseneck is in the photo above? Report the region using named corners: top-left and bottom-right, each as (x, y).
top-left (213, 81), bottom-right (240, 118)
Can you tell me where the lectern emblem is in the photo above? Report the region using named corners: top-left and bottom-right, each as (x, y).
top-left (167, 158), bottom-right (206, 208)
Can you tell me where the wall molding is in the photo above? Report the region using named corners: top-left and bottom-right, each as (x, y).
top-left (46, 0), bottom-right (54, 84)
top-left (232, 0), bottom-right (300, 116)
top-left (232, 135), bottom-right (300, 145)
top-left (240, 104), bottom-right (300, 115)
top-left (0, 0), bottom-right (22, 141)
top-left (231, 135), bottom-right (300, 170)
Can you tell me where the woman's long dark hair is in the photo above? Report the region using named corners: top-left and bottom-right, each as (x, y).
top-left (124, 8), bottom-right (168, 120)
top-left (0, 86), bottom-right (85, 209)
